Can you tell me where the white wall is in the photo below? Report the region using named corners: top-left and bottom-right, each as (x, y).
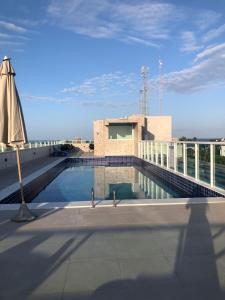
top-left (0, 146), bottom-right (55, 170)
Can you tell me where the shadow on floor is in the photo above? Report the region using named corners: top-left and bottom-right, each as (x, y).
top-left (0, 201), bottom-right (225, 299)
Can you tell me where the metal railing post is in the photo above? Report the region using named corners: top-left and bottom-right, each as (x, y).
top-left (113, 190), bottom-right (116, 207)
top-left (140, 141), bottom-right (143, 159)
top-left (151, 142), bottom-right (153, 163)
top-left (147, 178), bottom-right (150, 196)
top-left (144, 141), bottom-right (147, 160)
top-left (195, 143), bottom-right (199, 181)
top-left (138, 142), bottom-right (140, 158)
top-left (91, 188), bottom-right (95, 208)
top-left (166, 143), bottom-right (170, 169)
top-left (210, 144), bottom-right (215, 187)
top-left (160, 143), bottom-right (163, 167)
top-left (156, 143), bottom-right (158, 165)
top-left (174, 143), bottom-right (177, 171)
top-left (147, 141), bottom-right (150, 161)
top-left (183, 143), bottom-right (187, 176)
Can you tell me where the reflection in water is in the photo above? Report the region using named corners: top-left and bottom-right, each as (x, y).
top-left (33, 165), bottom-right (181, 203)
top-left (95, 166), bottom-right (180, 200)
top-left (138, 172), bottom-right (173, 199)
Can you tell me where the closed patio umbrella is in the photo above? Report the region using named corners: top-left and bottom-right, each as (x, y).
top-left (0, 56), bottom-right (36, 221)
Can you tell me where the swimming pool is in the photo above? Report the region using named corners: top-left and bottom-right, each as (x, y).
top-left (1, 156), bottom-right (222, 205)
top-left (33, 165), bottom-right (182, 203)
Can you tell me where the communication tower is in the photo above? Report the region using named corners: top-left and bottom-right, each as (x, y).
top-left (158, 58), bottom-right (164, 115)
top-left (139, 65), bottom-right (149, 115)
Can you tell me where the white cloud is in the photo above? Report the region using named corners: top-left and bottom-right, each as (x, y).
top-left (0, 31), bottom-right (28, 40)
top-left (194, 42), bottom-right (225, 62)
top-left (23, 93), bottom-right (136, 108)
top-left (112, 2), bottom-right (176, 40)
top-left (47, 1), bottom-right (225, 51)
top-left (23, 95), bottom-right (71, 104)
top-left (0, 21), bottom-right (27, 33)
top-left (121, 36), bottom-right (159, 48)
top-left (47, 0), bottom-right (120, 38)
top-left (62, 71), bottom-right (138, 95)
top-left (161, 42), bottom-right (225, 93)
top-left (0, 21), bottom-right (30, 52)
top-left (80, 100), bottom-right (136, 108)
top-left (47, 0), bottom-right (181, 44)
top-left (0, 32), bottom-right (11, 38)
top-left (0, 40), bottom-right (24, 49)
top-left (203, 24), bottom-right (225, 43)
top-left (180, 31), bottom-right (203, 53)
top-left (194, 10), bottom-right (221, 31)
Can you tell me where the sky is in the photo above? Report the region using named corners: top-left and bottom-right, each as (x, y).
top-left (0, 0), bottom-right (225, 140)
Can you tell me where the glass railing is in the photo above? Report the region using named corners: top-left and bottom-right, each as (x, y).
top-left (0, 139), bottom-right (94, 153)
top-left (138, 140), bottom-right (225, 193)
top-left (0, 140), bottom-right (62, 153)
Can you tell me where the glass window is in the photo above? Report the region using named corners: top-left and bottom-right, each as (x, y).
top-left (108, 124), bottom-right (133, 140)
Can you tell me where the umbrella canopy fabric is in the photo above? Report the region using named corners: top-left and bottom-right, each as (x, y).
top-left (0, 57), bottom-right (27, 145)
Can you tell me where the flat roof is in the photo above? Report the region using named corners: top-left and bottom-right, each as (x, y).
top-left (106, 121), bottom-right (137, 125)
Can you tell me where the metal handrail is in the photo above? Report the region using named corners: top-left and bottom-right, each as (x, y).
top-left (91, 187), bottom-right (95, 208)
top-left (113, 190), bottom-right (116, 207)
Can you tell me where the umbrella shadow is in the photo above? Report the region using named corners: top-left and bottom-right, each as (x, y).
top-left (89, 200), bottom-right (225, 300)
top-left (0, 227), bottom-right (93, 299)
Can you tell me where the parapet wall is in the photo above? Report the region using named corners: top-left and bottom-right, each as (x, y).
top-left (0, 146), bottom-right (55, 170)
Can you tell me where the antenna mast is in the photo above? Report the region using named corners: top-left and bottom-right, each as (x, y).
top-left (139, 65), bottom-right (149, 115)
top-left (158, 58), bottom-right (164, 115)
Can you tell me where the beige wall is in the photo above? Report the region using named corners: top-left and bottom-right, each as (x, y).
top-left (146, 116), bottom-right (172, 141)
top-left (94, 114), bottom-right (172, 156)
top-left (94, 120), bottom-right (106, 156)
top-left (94, 115), bottom-right (146, 156)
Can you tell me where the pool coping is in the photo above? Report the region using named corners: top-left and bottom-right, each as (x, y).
top-left (0, 155), bottom-right (224, 206)
top-left (1, 197), bottom-right (225, 210)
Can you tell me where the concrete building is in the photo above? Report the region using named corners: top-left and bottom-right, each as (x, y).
top-left (94, 114), bottom-right (172, 156)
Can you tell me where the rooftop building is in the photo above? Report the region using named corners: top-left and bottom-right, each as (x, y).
top-left (94, 114), bottom-right (172, 156)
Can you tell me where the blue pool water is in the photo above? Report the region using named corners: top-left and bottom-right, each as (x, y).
top-left (33, 165), bottom-right (182, 203)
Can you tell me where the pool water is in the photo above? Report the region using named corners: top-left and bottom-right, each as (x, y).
top-left (33, 165), bottom-right (182, 203)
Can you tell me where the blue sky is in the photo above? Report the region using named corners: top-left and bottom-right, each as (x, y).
top-left (0, 0), bottom-right (225, 139)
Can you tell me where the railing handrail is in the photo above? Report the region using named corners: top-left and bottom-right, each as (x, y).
top-left (0, 140), bottom-right (62, 153)
top-left (139, 140), bottom-right (225, 193)
top-left (141, 140), bottom-right (225, 145)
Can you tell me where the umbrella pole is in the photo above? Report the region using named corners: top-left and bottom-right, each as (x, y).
top-left (15, 145), bottom-right (25, 204)
top-left (11, 145), bottom-right (36, 222)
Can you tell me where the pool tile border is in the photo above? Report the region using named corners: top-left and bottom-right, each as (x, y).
top-left (0, 155), bottom-right (224, 205)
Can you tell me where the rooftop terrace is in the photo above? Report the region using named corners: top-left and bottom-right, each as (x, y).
top-left (0, 144), bottom-right (225, 299)
top-left (1, 202), bottom-right (225, 299)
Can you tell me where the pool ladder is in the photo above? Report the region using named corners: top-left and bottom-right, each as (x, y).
top-left (91, 188), bottom-right (95, 208)
top-left (91, 188), bottom-right (117, 208)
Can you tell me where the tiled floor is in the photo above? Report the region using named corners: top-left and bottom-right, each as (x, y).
top-left (1, 204), bottom-right (225, 299)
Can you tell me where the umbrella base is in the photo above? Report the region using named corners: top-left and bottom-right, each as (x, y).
top-left (11, 203), bottom-right (37, 222)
